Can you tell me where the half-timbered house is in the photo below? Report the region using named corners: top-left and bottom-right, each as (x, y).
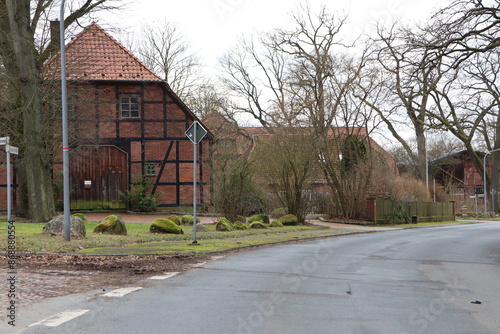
top-left (0, 22), bottom-right (211, 212)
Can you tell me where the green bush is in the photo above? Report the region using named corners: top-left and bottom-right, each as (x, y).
top-left (181, 215), bottom-right (200, 225)
top-left (216, 218), bottom-right (234, 231)
top-left (269, 220), bottom-right (284, 227)
top-left (248, 214), bottom-right (270, 224)
top-left (278, 214), bottom-right (299, 226)
top-left (249, 221), bottom-right (268, 229)
top-left (150, 219), bottom-right (183, 234)
top-left (119, 175), bottom-right (160, 212)
top-left (233, 220), bottom-right (249, 230)
top-left (168, 215), bottom-right (181, 225)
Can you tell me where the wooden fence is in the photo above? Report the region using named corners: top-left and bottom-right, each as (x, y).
top-left (366, 199), bottom-right (455, 224)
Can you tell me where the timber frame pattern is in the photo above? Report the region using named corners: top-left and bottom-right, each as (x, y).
top-left (0, 22), bottom-right (212, 212)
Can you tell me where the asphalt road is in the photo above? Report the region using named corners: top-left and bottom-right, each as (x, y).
top-left (12, 222), bottom-right (500, 334)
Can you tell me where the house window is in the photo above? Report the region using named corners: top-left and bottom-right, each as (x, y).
top-left (120, 95), bottom-right (140, 118)
top-left (145, 163), bottom-right (157, 176)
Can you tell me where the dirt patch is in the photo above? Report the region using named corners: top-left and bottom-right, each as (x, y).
top-left (2, 254), bottom-right (210, 307)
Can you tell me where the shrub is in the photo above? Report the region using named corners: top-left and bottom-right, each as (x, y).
top-left (270, 207), bottom-right (287, 218)
top-left (269, 220), bottom-right (284, 227)
top-left (181, 215), bottom-right (200, 225)
top-left (216, 218), bottom-right (234, 231)
top-left (249, 221), bottom-right (268, 229)
top-left (150, 219), bottom-right (183, 234)
top-left (384, 204), bottom-right (411, 224)
top-left (119, 175), bottom-right (161, 212)
top-left (168, 215), bottom-right (181, 225)
top-left (233, 220), bottom-right (249, 230)
top-left (278, 214), bottom-right (299, 226)
top-left (248, 214), bottom-right (270, 224)
top-left (390, 175), bottom-right (431, 202)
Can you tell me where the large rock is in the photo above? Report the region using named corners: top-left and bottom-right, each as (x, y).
top-left (195, 223), bottom-right (211, 232)
top-left (216, 218), bottom-right (234, 231)
top-left (150, 219), bottom-right (184, 234)
top-left (181, 215), bottom-right (200, 225)
top-left (42, 215), bottom-right (86, 237)
top-left (93, 215), bottom-right (127, 235)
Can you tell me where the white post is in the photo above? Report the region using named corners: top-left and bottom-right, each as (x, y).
top-left (6, 138), bottom-right (11, 223)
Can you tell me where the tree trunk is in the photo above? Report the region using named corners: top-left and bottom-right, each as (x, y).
top-left (3, 1), bottom-right (55, 221)
top-left (415, 124), bottom-right (427, 186)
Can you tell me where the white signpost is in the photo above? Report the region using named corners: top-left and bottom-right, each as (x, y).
top-left (185, 121), bottom-right (207, 244)
top-left (0, 137), bottom-right (18, 223)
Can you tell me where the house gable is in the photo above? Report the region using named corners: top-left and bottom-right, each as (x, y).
top-left (48, 23), bottom-right (212, 210)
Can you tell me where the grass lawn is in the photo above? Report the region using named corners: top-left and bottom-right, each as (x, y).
top-left (0, 220), bottom-right (347, 254)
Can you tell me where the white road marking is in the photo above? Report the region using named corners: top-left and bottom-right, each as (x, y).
top-left (102, 286), bottom-right (142, 297)
top-left (212, 256), bottom-right (224, 260)
top-left (148, 272), bottom-right (180, 280)
top-left (191, 262), bottom-right (207, 267)
top-left (29, 309), bottom-right (89, 327)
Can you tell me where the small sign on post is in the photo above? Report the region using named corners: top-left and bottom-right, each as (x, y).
top-left (185, 121), bottom-right (207, 245)
top-left (7, 145), bottom-right (18, 155)
top-left (186, 121), bottom-right (208, 145)
top-left (0, 137), bottom-right (15, 223)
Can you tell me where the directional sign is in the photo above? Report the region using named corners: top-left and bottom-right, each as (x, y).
top-left (185, 121), bottom-right (207, 144)
top-left (0, 137), bottom-right (8, 145)
top-left (7, 145), bottom-right (18, 155)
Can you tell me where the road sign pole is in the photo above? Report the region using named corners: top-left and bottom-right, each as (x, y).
top-left (60, 1), bottom-right (71, 241)
top-left (192, 141), bottom-right (198, 244)
top-left (6, 144), bottom-right (10, 223)
top-left (185, 121), bottom-right (207, 245)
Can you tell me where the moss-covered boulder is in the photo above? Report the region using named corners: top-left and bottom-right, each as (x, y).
top-left (233, 220), bottom-right (249, 230)
top-left (249, 221), bottom-right (268, 229)
top-left (216, 218), bottom-right (234, 231)
top-left (93, 215), bottom-right (127, 235)
top-left (181, 215), bottom-right (200, 225)
top-left (278, 214), bottom-right (299, 226)
top-left (168, 215), bottom-right (181, 225)
top-left (269, 220), bottom-right (284, 227)
top-left (150, 219), bottom-right (184, 234)
top-left (72, 213), bottom-right (87, 222)
top-left (248, 214), bottom-right (270, 224)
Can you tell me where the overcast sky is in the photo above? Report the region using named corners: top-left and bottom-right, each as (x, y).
top-left (103, 0), bottom-right (450, 71)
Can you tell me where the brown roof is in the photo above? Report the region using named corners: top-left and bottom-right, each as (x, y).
top-left (48, 22), bottom-right (162, 81)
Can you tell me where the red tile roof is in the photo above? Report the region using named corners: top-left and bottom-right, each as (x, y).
top-left (48, 22), bottom-right (162, 81)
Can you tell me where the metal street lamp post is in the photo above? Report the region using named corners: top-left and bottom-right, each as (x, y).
top-left (483, 148), bottom-right (500, 216)
top-left (60, 1), bottom-right (70, 241)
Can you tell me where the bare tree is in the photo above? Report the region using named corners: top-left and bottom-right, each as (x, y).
top-left (253, 130), bottom-right (317, 223)
top-left (184, 80), bottom-right (228, 119)
top-left (0, 0), bottom-right (121, 221)
top-left (357, 23), bottom-right (446, 184)
top-left (427, 0), bottom-right (500, 68)
top-left (136, 20), bottom-right (200, 100)
top-left (219, 5), bottom-right (357, 133)
top-left (420, 1), bottom-right (500, 210)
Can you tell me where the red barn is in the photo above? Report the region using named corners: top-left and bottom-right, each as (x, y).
top-left (0, 22), bottom-right (211, 212)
